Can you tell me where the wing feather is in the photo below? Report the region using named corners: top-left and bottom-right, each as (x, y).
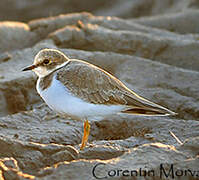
top-left (55, 59), bottom-right (174, 116)
top-left (56, 59), bottom-right (140, 105)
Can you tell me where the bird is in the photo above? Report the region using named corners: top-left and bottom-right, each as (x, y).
top-left (22, 49), bottom-right (176, 150)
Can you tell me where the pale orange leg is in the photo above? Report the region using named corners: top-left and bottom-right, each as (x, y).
top-left (80, 119), bottom-right (90, 150)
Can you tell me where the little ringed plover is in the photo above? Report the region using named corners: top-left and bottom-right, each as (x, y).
top-left (23, 49), bottom-right (176, 150)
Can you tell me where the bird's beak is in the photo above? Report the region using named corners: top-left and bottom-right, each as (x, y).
top-left (22, 64), bottom-right (37, 71)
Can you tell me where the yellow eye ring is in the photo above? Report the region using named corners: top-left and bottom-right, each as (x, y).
top-left (43, 59), bottom-right (50, 65)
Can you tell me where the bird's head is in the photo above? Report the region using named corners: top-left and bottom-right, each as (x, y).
top-left (22, 49), bottom-right (69, 77)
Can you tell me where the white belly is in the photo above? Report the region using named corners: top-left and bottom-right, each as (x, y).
top-left (36, 75), bottom-right (124, 121)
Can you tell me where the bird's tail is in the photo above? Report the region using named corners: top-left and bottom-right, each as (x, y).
top-left (122, 106), bottom-right (176, 116)
top-left (121, 94), bottom-right (176, 116)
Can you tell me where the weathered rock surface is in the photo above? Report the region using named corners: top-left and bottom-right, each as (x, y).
top-left (1, 0), bottom-right (199, 22)
top-left (0, 22), bottom-right (38, 53)
top-left (0, 0), bottom-right (116, 22)
top-left (0, 1), bottom-right (199, 180)
top-left (134, 9), bottom-right (199, 34)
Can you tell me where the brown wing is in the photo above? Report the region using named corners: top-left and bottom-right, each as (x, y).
top-left (56, 59), bottom-right (174, 115)
top-left (56, 59), bottom-right (134, 105)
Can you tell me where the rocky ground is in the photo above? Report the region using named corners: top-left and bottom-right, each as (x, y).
top-left (0, 0), bottom-right (199, 180)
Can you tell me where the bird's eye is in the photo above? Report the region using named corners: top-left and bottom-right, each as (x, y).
top-left (43, 59), bottom-right (50, 65)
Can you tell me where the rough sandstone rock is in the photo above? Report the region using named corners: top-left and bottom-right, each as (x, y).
top-left (0, 3), bottom-right (199, 180)
top-left (29, 13), bottom-right (199, 71)
top-left (0, 22), bottom-right (38, 53)
top-left (1, 0), bottom-right (199, 21)
top-left (0, 0), bottom-right (116, 22)
top-left (96, 0), bottom-right (199, 18)
top-left (134, 9), bottom-right (199, 34)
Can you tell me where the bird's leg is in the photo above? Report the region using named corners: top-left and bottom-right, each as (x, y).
top-left (80, 119), bottom-right (90, 150)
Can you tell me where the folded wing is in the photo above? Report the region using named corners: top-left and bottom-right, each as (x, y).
top-left (56, 59), bottom-right (175, 116)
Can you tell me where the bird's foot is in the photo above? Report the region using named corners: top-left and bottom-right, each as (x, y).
top-left (80, 119), bottom-right (90, 150)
